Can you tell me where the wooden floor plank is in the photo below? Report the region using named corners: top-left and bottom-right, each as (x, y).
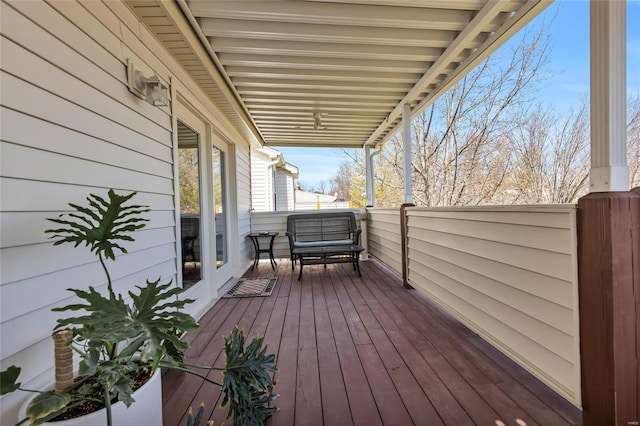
top-left (341, 273), bottom-right (445, 425)
top-left (364, 259), bottom-right (577, 425)
top-left (294, 269), bottom-right (323, 425)
top-left (205, 297), bottom-right (265, 425)
top-left (325, 268), bottom-right (383, 426)
top-left (268, 263), bottom-right (302, 426)
top-left (414, 339), bottom-right (502, 424)
top-left (162, 298), bottom-right (253, 426)
top-left (356, 343), bottom-right (415, 425)
top-left (162, 258), bottom-right (582, 425)
top-left (311, 271), bottom-right (353, 426)
top-left (355, 267), bottom-right (475, 425)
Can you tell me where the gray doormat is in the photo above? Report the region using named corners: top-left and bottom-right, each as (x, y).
top-left (222, 277), bottom-right (277, 298)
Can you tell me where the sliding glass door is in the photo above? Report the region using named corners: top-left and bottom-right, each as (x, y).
top-left (176, 101), bottom-right (233, 293)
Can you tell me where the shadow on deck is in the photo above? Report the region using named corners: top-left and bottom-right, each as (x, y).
top-left (162, 257), bottom-right (582, 425)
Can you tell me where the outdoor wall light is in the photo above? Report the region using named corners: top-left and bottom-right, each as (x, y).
top-left (126, 59), bottom-right (169, 106)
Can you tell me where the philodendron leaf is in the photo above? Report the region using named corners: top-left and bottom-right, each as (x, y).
top-left (26, 391), bottom-right (71, 425)
top-left (45, 189), bottom-right (150, 262)
top-left (54, 278), bottom-right (198, 369)
top-left (221, 328), bottom-right (278, 426)
top-left (0, 366), bottom-right (21, 395)
top-left (121, 278), bottom-right (198, 364)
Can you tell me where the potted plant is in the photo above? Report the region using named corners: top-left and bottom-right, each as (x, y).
top-left (1, 190), bottom-right (278, 426)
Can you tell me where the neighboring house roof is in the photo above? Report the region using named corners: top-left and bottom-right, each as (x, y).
top-left (295, 190), bottom-right (337, 203)
top-left (253, 147), bottom-right (299, 178)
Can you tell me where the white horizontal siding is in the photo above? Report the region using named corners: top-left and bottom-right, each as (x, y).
top-left (275, 169), bottom-right (294, 211)
top-left (236, 144), bottom-right (253, 268)
top-left (1, 210), bottom-right (174, 248)
top-left (0, 0), bottom-right (208, 422)
top-left (250, 212), bottom-right (295, 259)
top-left (0, 178), bottom-right (175, 212)
top-left (366, 208), bottom-right (402, 275)
top-left (405, 206), bottom-right (580, 406)
top-left (250, 152), bottom-right (274, 212)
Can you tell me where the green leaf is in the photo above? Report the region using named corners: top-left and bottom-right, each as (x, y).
top-left (45, 189), bottom-right (150, 262)
top-left (26, 391), bottom-right (71, 425)
top-left (0, 366), bottom-right (21, 395)
top-left (221, 328), bottom-right (278, 426)
top-left (112, 374), bottom-right (135, 407)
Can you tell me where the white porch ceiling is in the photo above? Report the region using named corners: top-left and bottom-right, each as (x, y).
top-left (129, 0), bottom-right (551, 148)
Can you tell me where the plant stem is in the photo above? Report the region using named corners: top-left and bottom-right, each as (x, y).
top-left (99, 253), bottom-right (113, 295)
top-left (103, 384), bottom-right (113, 426)
top-left (169, 361), bottom-right (225, 371)
top-left (98, 252), bottom-right (118, 360)
top-left (159, 362), bottom-right (223, 387)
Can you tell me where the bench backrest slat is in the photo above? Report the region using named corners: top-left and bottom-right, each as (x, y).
top-left (287, 212), bottom-right (357, 242)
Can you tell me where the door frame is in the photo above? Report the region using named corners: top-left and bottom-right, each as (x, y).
top-left (173, 95), bottom-right (237, 314)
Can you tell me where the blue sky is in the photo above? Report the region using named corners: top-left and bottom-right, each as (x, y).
top-left (278, 1), bottom-right (640, 190)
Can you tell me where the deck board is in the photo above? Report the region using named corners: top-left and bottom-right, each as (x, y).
top-left (162, 257), bottom-right (582, 425)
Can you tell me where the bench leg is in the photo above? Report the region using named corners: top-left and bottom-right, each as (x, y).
top-left (354, 253), bottom-right (361, 277)
top-left (298, 257), bottom-right (304, 281)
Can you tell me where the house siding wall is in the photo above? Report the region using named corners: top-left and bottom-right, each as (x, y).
top-left (404, 206), bottom-right (581, 406)
top-left (0, 0), bottom-right (253, 422)
top-left (236, 144), bottom-right (253, 269)
top-left (275, 169), bottom-right (294, 211)
top-left (250, 151), bottom-right (274, 212)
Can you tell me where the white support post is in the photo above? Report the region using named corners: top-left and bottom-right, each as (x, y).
top-left (403, 103), bottom-right (413, 204)
top-left (365, 146), bottom-right (374, 207)
top-left (589, 0), bottom-right (629, 192)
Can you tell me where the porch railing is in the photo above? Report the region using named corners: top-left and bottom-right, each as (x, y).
top-left (367, 205), bottom-right (581, 407)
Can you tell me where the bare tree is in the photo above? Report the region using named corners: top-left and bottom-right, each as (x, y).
top-left (330, 163), bottom-right (353, 201)
top-left (328, 24), bottom-right (638, 206)
top-left (315, 180), bottom-right (329, 194)
top-left (507, 102), bottom-right (589, 203)
top-left (369, 23), bottom-right (553, 207)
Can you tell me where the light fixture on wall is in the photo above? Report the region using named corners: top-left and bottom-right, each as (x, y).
top-left (126, 59), bottom-right (169, 106)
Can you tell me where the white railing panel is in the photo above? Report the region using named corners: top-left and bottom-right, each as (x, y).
top-left (405, 205), bottom-right (580, 406)
top-left (366, 208), bottom-right (402, 275)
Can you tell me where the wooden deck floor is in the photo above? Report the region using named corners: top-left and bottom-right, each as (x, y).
top-left (162, 257), bottom-right (582, 426)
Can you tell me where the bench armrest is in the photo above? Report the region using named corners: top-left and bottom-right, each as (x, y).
top-left (353, 228), bottom-right (362, 245)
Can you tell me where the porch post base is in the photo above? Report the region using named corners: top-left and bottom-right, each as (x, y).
top-left (577, 190), bottom-right (639, 426)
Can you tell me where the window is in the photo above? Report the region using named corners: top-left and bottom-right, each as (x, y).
top-left (178, 121), bottom-right (203, 288)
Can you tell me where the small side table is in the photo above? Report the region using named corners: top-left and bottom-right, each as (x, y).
top-left (248, 231), bottom-right (279, 270)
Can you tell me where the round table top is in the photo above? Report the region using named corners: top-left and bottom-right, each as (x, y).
top-left (248, 231), bottom-right (279, 237)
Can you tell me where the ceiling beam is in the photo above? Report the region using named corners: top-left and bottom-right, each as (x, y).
top-left (188, 1), bottom-right (482, 31)
top-left (197, 18), bottom-right (462, 47)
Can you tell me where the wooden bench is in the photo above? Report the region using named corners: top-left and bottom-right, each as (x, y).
top-left (286, 212), bottom-right (363, 280)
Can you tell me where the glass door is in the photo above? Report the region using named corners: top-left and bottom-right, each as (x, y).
top-left (177, 121), bottom-right (203, 289)
top-left (176, 97), bottom-right (234, 294)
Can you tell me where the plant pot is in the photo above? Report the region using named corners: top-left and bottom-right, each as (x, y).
top-left (18, 368), bottom-right (163, 426)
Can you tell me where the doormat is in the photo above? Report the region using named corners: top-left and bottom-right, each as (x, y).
top-left (222, 278), bottom-right (277, 298)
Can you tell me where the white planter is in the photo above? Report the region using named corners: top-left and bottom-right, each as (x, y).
top-left (18, 368), bottom-right (163, 426)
